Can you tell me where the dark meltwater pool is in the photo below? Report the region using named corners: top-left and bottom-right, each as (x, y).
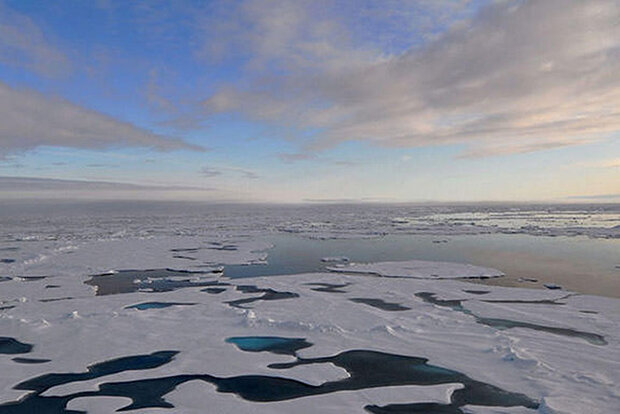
top-left (0, 337), bottom-right (539, 414)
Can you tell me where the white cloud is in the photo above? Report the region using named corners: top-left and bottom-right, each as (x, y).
top-left (0, 81), bottom-right (205, 157)
top-left (201, 0), bottom-right (620, 157)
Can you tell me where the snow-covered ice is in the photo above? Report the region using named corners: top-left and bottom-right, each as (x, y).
top-left (328, 259), bottom-right (504, 279)
top-left (0, 203), bottom-right (618, 413)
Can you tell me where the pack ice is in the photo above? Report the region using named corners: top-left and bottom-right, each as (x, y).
top-left (0, 230), bottom-right (618, 413)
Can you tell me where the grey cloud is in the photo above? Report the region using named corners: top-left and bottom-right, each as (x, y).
top-left (200, 165), bottom-right (259, 179)
top-left (200, 166), bottom-right (223, 177)
top-left (0, 81), bottom-right (206, 157)
top-left (240, 170), bottom-right (259, 179)
top-left (0, 2), bottom-right (70, 77)
top-left (277, 152), bottom-right (357, 166)
top-left (86, 163), bottom-right (118, 168)
top-left (0, 176), bottom-right (214, 192)
top-left (278, 152), bottom-right (316, 163)
top-left (566, 193), bottom-right (620, 200)
top-left (332, 160), bottom-right (359, 166)
top-left (202, 0), bottom-right (620, 157)
top-left (0, 163), bottom-right (24, 169)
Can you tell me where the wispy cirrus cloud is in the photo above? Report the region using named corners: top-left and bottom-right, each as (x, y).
top-left (200, 165), bottom-right (259, 179)
top-left (277, 152), bottom-right (316, 163)
top-left (566, 193), bottom-right (620, 200)
top-left (201, 0), bottom-right (620, 157)
top-left (0, 1), bottom-right (70, 77)
top-left (573, 157), bottom-right (620, 169)
top-left (0, 176), bottom-right (225, 201)
top-left (0, 176), bottom-right (211, 192)
top-left (200, 166), bottom-right (223, 178)
top-left (0, 81), bottom-right (206, 158)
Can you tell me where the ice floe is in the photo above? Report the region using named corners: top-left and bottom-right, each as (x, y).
top-left (0, 203), bottom-right (619, 413)
top-left (0, 259), bottom-right (618, 413)
top-left (328, 259), bottom-right (504, 279)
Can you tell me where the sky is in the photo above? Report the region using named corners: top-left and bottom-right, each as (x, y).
top-left (0, 0), bottom-right (618, 203)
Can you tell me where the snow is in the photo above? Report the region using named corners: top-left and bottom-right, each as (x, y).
top-left (1, 257), bottom-right (618, 413)
top-left (328, 259), bottom-right (504, 279)
top-left (0, 204), bottom-right (619, 413)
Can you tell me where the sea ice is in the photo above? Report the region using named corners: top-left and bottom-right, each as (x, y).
top-left (328, 259), bottom-right (504, 279)
top-left (0, 206), bottom-right (619, 413)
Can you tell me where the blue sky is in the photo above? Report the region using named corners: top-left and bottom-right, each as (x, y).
top-left (0, 0), bottom-right (618, 202)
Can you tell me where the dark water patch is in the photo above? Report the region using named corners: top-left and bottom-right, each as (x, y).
top-left (202, 287), bottom-right (226, 294)
top-left (460, 275), bottom-right (496, 280)
top-left (195, 265), bottom-right (224, 273)
top-left (14, 350), bottom-right (179, 394)
top-left (129, 278), bottom-right (231, 294)
top-left (170, 247), bottom-right (199, 253)
top-left (579, 310), bottom-right (598, 314)
top-left (0, 259), bottom-right (15, 264)
top-left (0, 305), bottom-right (16, 310)
top-left (82, 375), bottom-right (194, 411)
top-left (208, 245), bottom-right (238, 251)
top-left (267, 350), bottom-right (538, 409)
top-left (481, 298), bottom-right (566, 305)
top-left (1, 351), bottom-right (179, 414)
top-left (45, 285), bottom-right (61, 289)
top-left (350, 298), bottom-right (410, 311)
top-left (0, 393), bottom-right (75, 414)
top-left (0, 337), bottom-right (33, 354)
top-left (366, 402), bottom-right (464, 413)
top-left (544, 283), bottom-right (562, 290)
top-left (18, 276), bottom-right (47, 282)
top-left (125, 302), bottom-right (196, 311)
top-left (321, 256), bottom-right (350, 263)
top-left (208, 241), bottom-right (238, 251)
top-left (236, 285), bottom-right (266, 294)
top-left (0, 247), bottom-right (19, 252)
top-left (207, 232), bottom-right (620, 297)
top-left (0, 276), bottom-right (11, 282)
top-left (518, 277), bottom-right (538, 283)
top-left (12, 358), bottom-right (51, 364)
top-left (462, 289), bottom-right (490, 295)
top-left (226, 285), bottom-right (299, 308)
top-left (0, 349), bottom-right (538, 413)
top-left (39, 297), bottom-right (73, 303)
top-left (415, 292), bottom-right (466, 311)
top-left (305, 282), bottom-right (351, 293)
top-left (476, 317), bottom-right (607, 345)
top-left (85, 268), bottom-right (225, 295)
top-left (172, 255), bottom-right (196, 261)
top-left (416, 292), bottom-right (606, 345)
top-left (226, 336), bottom-right (313, 356)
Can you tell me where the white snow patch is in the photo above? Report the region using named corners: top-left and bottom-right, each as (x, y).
top-left (328, 259), bottom-right (504, 279)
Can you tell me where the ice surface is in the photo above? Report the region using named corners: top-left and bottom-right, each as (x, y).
top-left (328, 260), bottom-right (504, 279)
top-left (0, 203), bottom-right (618, 413)
top-left (1, 259), bottom-right (618, 413)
